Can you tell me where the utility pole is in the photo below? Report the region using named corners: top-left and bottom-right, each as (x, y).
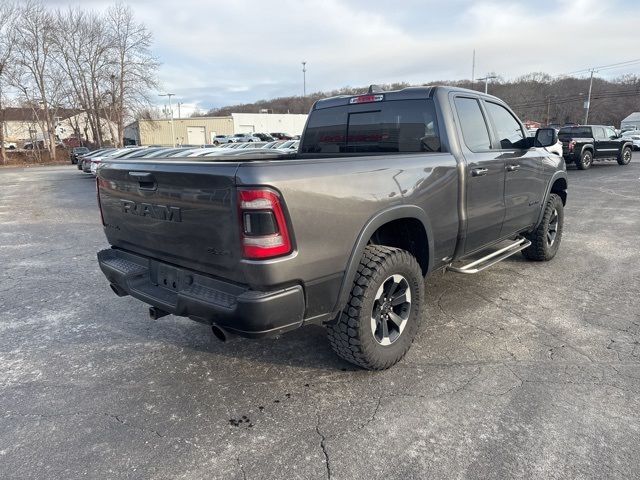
top-left (177, 102), bottom-right (183, 119)
top-left (584, 69), bottom-right (594, 125)
top-left (159, 93), bottom-right (176, 147)
top-left (477, 74), bottom-right (497, 94)
top-left (546, 96), bottom-right (552, 125)
top-left (302, 61), bottom-right (307, 97)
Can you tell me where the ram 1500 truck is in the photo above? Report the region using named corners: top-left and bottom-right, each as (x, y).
top-left (559, 125), bottom-right (633, 170)
top-left (96, 86), bottom-right (567, 370)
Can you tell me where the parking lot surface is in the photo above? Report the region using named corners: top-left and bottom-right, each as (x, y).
top-left (1, 162), bottom-right (639, 479)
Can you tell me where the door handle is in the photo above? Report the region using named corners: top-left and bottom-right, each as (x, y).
top-left (129, 171), bottom-right (156, 190)
top-left (506, 164), bottom-right (520, 172)
top-left (471, 168), bottom-right (488, 177)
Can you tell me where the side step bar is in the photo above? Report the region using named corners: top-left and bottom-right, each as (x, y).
top-left (447, 238), bottom-right (531, 274)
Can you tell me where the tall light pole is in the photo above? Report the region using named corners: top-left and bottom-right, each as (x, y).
top-left (159, 93), bottom-right (176, 147)
top-left (302, 61), bottom-right (307, 97)
top-left (584, 69), bottom-right (595, 125)
top-left (477, 74), bottom-right (497, 94)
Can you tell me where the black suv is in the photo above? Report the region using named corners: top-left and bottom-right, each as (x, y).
top-left (559, 125), bottom-right (633, 170)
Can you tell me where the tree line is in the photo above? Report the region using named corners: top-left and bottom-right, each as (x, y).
top-left (0, 0), bottom-right (158, 163)
top-left (200, 73), bottom-right (640, 128)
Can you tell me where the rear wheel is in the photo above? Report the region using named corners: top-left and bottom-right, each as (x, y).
top-left (327, 245), bottom-right (424, 370)
top-left (617, 146), bottom-right (632, 165)
top-left (522, 193), bottom-right (563, 261)
top-left (576, 150), bottom-right (593, 170)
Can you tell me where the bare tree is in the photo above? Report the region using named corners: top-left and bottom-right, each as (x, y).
top-left (106, 2), bottom-right (159, 147)
top-left (9, 0), bottom-right (64, 160)
top-left (0, 2), bottom-right (17, 165)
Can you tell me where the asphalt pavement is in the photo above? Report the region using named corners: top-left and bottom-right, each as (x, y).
top-left (1, 160), bottom-right (639, 479)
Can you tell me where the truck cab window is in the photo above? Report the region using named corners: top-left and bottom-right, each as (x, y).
top-left (300, 100), bottom-right (441, 154)
top-left (485, 102), bottom-right (526, 149)
top-left (454, 97), bottom-right (491, 152)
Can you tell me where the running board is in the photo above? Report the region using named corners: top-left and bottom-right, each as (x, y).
top-left (446, 238), bottom-right (531, 274)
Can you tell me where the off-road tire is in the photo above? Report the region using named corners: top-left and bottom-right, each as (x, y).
top-left (576, 150), bottom-right (593, 170)
top-left (522, 193), bottom-right (563, 261)
top-left (617, 146), bottom-right (632, 166)
top-left (326, 245), bottom-right (424, 370)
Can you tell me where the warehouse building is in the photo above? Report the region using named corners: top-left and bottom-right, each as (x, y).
top-left (124, 113), bottom-right (308, 146)
top-left (620, 112), bottom-right (640, 131)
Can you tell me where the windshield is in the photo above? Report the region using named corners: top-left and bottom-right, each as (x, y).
top-left (300, 99), bottom-right (441, 154)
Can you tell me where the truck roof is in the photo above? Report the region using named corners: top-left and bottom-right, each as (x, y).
top-left (313, 85), bottom-right (505, 110)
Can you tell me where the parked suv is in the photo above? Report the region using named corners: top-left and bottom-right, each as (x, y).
top-left (230, 133), bottom-right (261, 143)
top-left (70, 146), bottom-right (90, 164)
top-left (96, 86), bottom-right (567, 370)
top-left (559, 125), bottom-right (633, 169)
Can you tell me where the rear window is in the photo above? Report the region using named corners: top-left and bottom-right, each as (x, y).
top-left (300, 99), bottom-right (441, 154)
top-left (559, 127), bottom-right (592, 137)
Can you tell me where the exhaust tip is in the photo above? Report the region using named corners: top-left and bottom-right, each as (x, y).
top-left (110, 283), bottom-right (128, 297)
top-left (149, 306), bottom-right (169, 320)
top-left (211, 325), bottom-right (227, 342)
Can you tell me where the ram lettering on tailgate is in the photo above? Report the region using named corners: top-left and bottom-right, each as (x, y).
top-left (120, 199), bottom-right (182, 222)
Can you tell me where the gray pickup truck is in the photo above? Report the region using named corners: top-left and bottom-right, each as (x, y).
top-left (96, 86), bottom-right (567, 370)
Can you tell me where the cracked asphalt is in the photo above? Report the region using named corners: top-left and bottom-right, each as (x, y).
top-left (1, 161), bottom-right (639, 479)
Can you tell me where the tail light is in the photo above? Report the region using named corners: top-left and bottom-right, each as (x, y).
top-left (238, 188), bottom-right (292, 259)
top-left (568, 140), bottom-right (576, 152)
top-left (96, 177), bottom-right (105, 226)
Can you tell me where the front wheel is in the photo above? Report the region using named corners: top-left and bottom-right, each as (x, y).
top-left (522, 193), bottom-right (564, 261)
top-left (327, 245), bottom-right (424, 370)
top-left (618, 146), bottom-right (632, 165)
top-left (576, 150), bottom-right (593, 170)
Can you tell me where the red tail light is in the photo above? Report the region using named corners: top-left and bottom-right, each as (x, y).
top-left (568, 140), bottom-right (576, 152)
top-left (96, 177), bottom-right (105, 226)
top-left (349, 94), bottom-right (384, 104)
top-left (238, 188), bottom-right (292, 259)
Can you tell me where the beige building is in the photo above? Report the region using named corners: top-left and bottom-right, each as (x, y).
top-left (125, 113), bottom-right (308, 146)
top-left (125, 116), bottom-right (235, 146)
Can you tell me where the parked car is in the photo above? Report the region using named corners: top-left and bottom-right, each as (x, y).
top-left (69, 146), bottom-right (90, 164)
top-left (96, 85), bottom-right (567, 370)
top-left (212, 135), bottom-right (233, 145)
top-left (253, 133), bottom-right (275, 142)
top-left (2, 141), bottom-right (17, 150)
top-left (79, 148), bottom-right (114, 171)
top-left (620, 130), bottom-right (640, 150)
top-left (229, 133), bottom-right (261, 143)
top-left (270, 132), bottom-right (293, 140)
top-left (275, 140), bottom-right (299, 150)
top-left (558, 125), bottom-right (633, 169)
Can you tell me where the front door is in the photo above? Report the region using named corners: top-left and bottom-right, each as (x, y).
top-left (453, 96), bottom-right (506, 254)
top-left (483, 101), bottom-right (545, 235)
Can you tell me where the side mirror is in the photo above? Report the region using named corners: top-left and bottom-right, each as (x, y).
top-left (534, 128), bottom-right (558, 148)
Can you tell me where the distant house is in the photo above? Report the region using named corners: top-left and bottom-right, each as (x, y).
top-left (1, 107), bottom-right (115, 146)
top-left (620, 112), bottom-right (640, 131)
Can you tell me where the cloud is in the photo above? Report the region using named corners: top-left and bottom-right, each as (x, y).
top-left (46, 0), bottom-right (640, 110)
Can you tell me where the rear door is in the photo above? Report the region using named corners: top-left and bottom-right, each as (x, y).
top-left (483, 100), bottom-right (545, 236)
top-left (452, 96), bottom-right (506, 254)
top-left (592, 126), bottom-right (608, 158)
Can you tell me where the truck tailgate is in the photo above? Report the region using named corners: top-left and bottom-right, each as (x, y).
top-left (97, 160), bottom-right (243, 281)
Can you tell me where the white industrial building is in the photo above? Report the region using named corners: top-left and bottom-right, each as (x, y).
top-left (620, 112), bottom-right (640, 130)
top-left (125, 112), bottom-right (308, 146)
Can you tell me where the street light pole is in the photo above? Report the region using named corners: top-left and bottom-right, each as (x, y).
top-left (159, 93), bottom-right (176, 147)
top-left (302, 61), bottom-right (307, 97)
top-left (477, 74), bottom-right (497, 94)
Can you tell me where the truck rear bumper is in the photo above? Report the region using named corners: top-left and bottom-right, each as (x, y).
top-left (97, 248), bottom-right (305, 338)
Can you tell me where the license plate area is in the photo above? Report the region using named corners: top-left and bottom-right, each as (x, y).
top-left (155, 264), bottom-right (181, 291)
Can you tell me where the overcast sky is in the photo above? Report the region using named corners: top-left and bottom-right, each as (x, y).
top-left (52, 0), bottom-right (640, 115)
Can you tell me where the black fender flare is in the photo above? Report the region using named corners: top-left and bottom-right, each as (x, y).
top-left (620, 141), bottom-right (633, 154)
top-left (580, 144), bottom-right (594, 157)
top-left (534, 171), bottom-right (568, 228)
top-left (330, 205), bottom-right (434, 317)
